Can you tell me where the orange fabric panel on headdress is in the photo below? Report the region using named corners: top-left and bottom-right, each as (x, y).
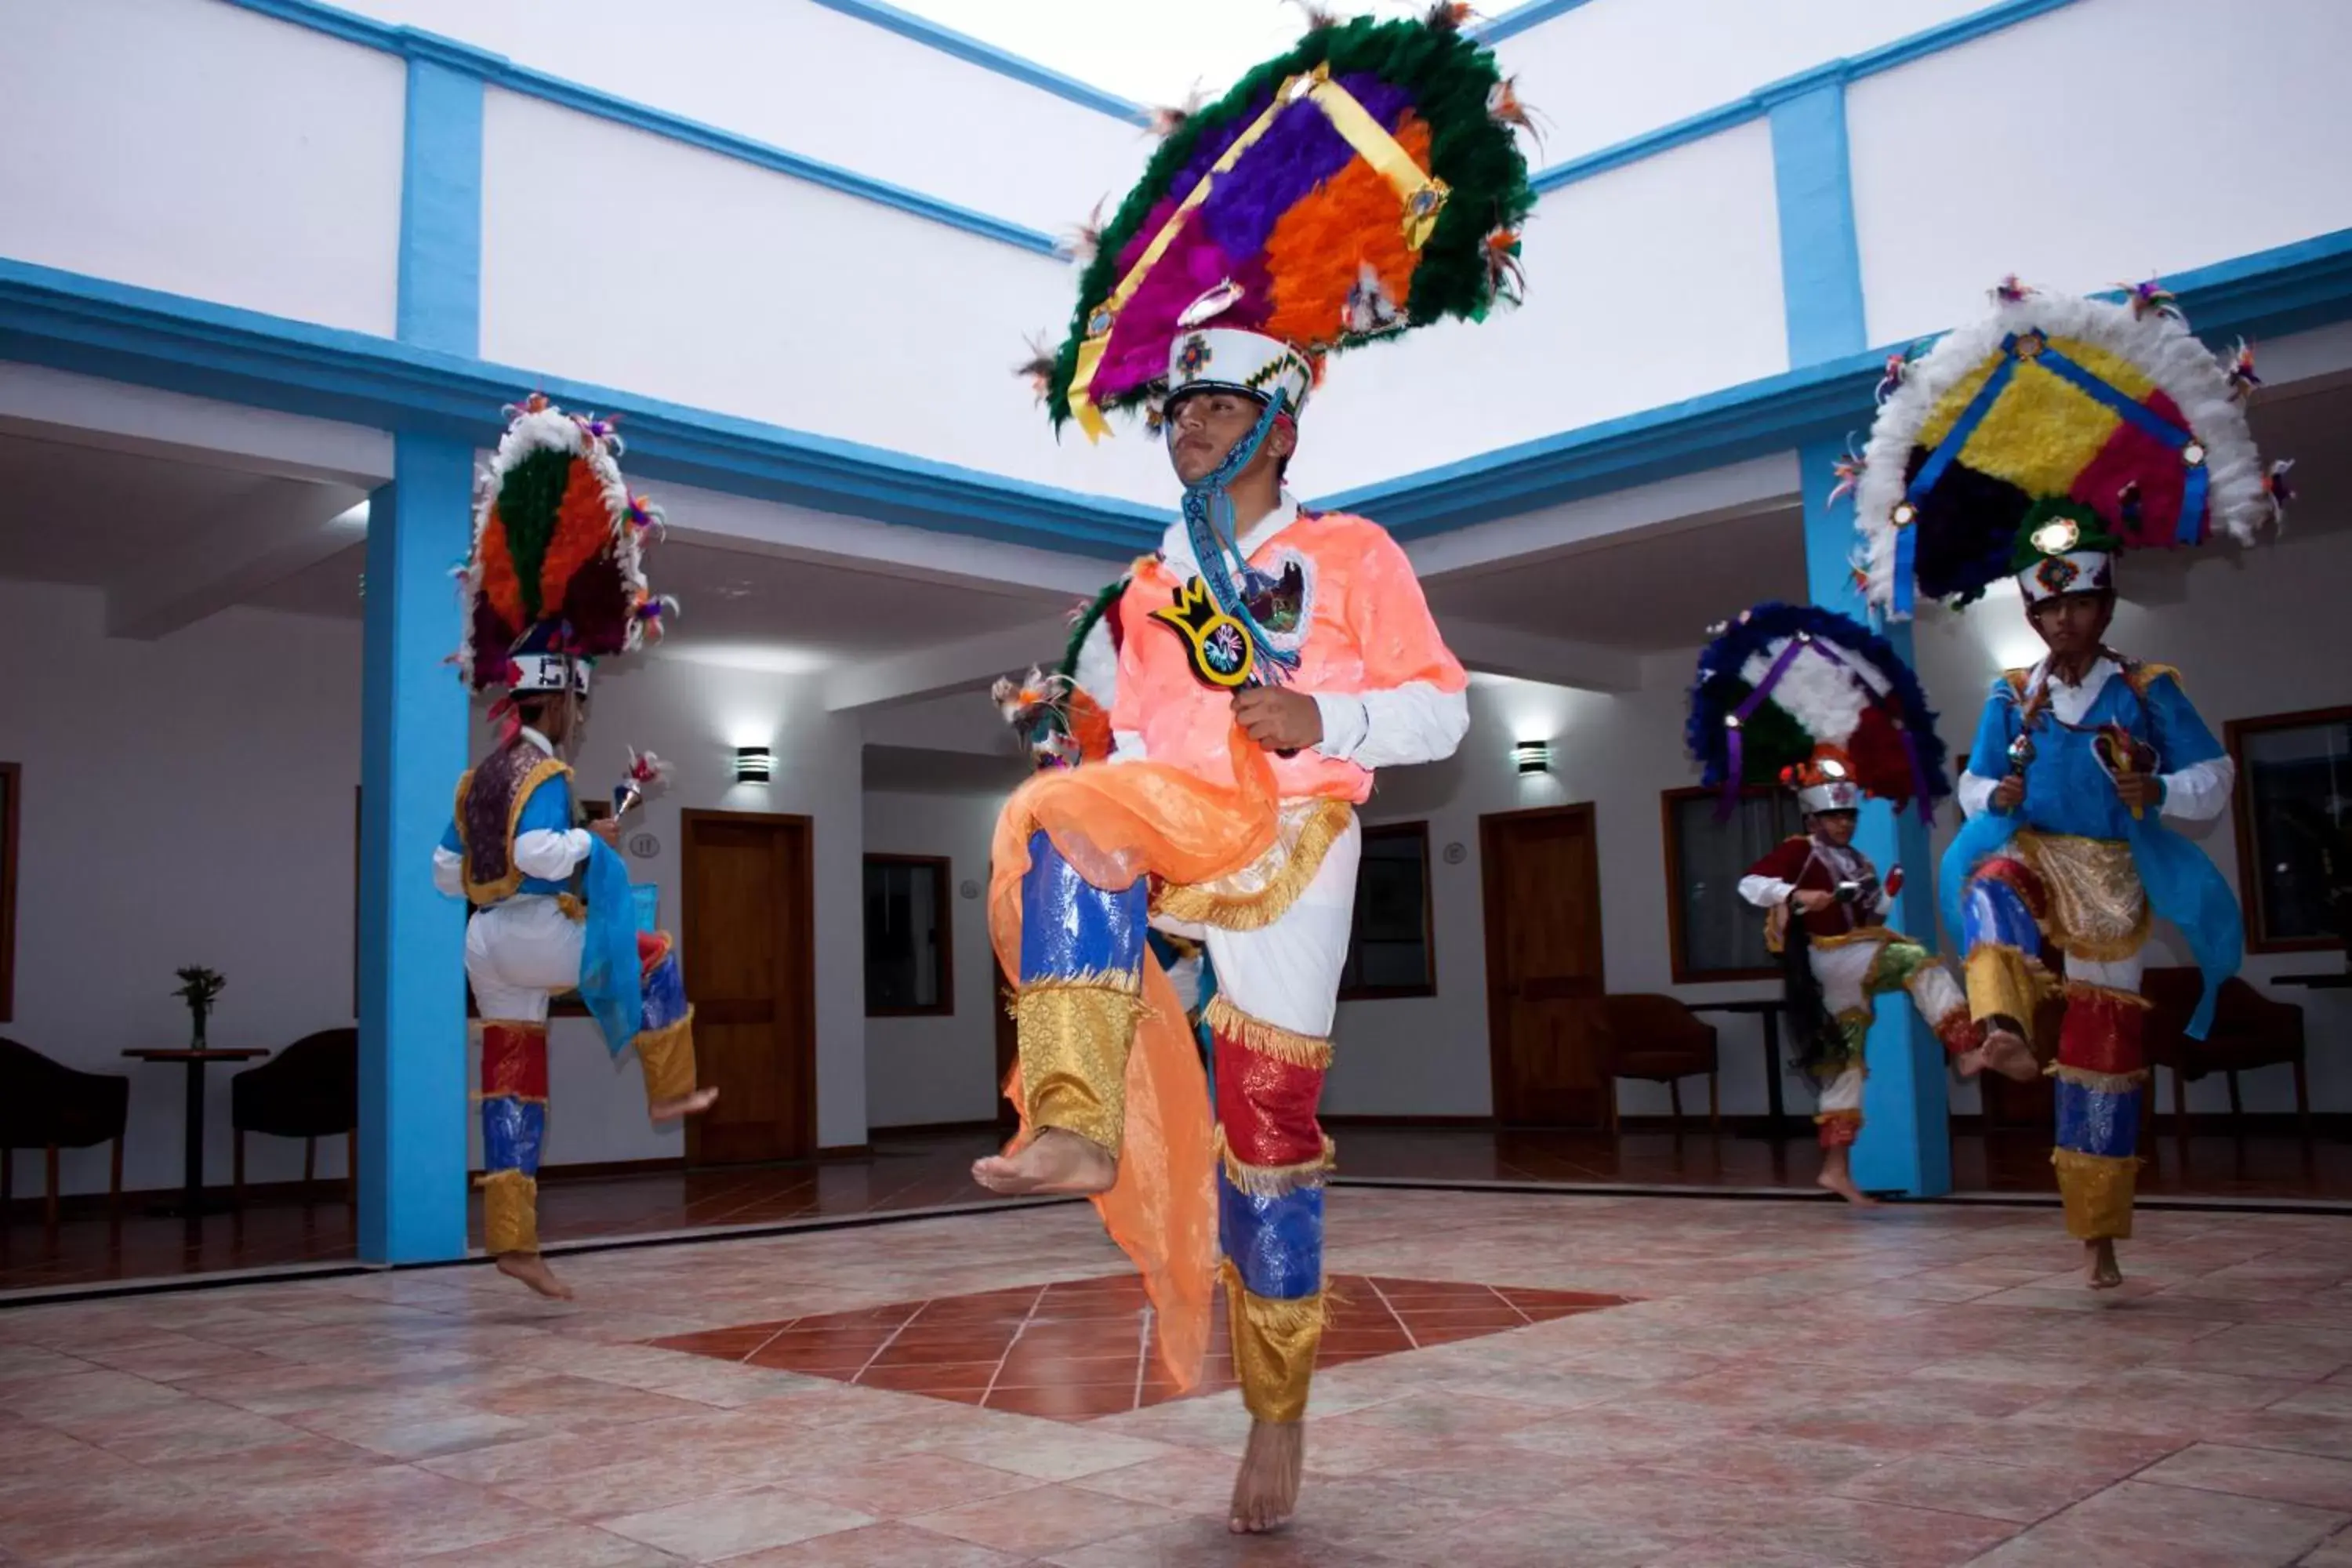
top-left (1262, 115), bottom-right (1432, 347)
top-left (478, 514), bottom-right (525, 630)
top-left (536, 462), bottom-right (619, 621)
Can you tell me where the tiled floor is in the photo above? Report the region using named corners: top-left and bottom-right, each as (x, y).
top-left (5, 1189), bottom-right (2352, 1564)
top-left (649, 1274), bottom-right (1633, 1418)
top-left (8, 1124), bottom-right (2350, 1294)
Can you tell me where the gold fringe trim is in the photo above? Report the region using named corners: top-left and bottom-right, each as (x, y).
top-left (469, 1093), bottom-right (549, 1106)
top-left (1215, 1124), bottom-right (1336, 1196)
top-left (633, 1008), bottom-right (696, 1105)
top-left (1153, 800), bottom-right (1352, 932)
top-left (1016, 983), bottom-right (1145, 1154)
top-left (2049, 1062), bottom-right (2150, 1094)
top-left (477, 1169), bottom-right (539, 1255)
top-left (1022, 967), bottom-right (1144, 997)
top-left (1202, 995), bottom-right (1333, 1069)
top-left (456, 755), bottom-right (573, 907)
top-left (1220, 1258), bottom-right (1324, 1425)
top-left (2052, 1146), bottom-right (2138, 1241)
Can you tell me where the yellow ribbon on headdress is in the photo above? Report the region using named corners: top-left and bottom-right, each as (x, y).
top-left (1066, 65), bottom-right (1450, 442)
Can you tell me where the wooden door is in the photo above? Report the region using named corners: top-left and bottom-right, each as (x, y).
top-left (1482, 804), bottom-right (1609, 1127)
top-left (682, 810), bottom-right (816, 1164)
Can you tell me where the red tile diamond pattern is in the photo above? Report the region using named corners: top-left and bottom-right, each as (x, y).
top-left (647, 1273), bottom-right (1633, 1420)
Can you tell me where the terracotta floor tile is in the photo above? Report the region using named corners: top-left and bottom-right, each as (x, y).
top-left (650, 1325), bottom-right (789, 1360)
top-left (868, 1334), bottom-right (1022, 1367)
top-left (984, 1384), bottom-right (1143, 1420)
top-left (852, 1361), bottom-right (1000, 1393)
top-left (991, 1354), bottom-right (1141, 1388)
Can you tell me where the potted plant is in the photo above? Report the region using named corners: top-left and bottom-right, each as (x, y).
top-left (174, 966), bottom-right (227, 1047)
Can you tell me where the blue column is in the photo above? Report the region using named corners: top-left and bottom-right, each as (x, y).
top-left (357, 38), bottom-right (487, 1261)
top-left (1773, 78), bottom-right (1951, 1197)
top-left (358, 441), bottom-right (473, 1261)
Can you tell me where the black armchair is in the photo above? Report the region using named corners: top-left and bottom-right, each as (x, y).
top-left (0, 1038), bottom-right (130, 1225)
top-left (230, 1028), bottom-right (358, 1205)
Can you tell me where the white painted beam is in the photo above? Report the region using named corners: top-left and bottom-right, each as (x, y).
top-left (1439, 618), bottom-right (1644, 694)
top-left (824, 615), bottom-right (1074, 713)
top-left (105, 480), bottom-right (369, 640)
top-left (1405, 452), bottom-right (1801, 581)
top-left (0, 364), bottom-right (393, 485)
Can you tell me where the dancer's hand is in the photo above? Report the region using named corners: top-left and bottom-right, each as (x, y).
top-left (2112, 772), bottom-right (2162, 812)
top-left (1884, 866), bottom-right (1904, 898)
top-left (1232, 687), bottom-right (1322, 753)
top-left (1991, 775), bottom-right (2025, 811)
top-left (1794, 889), bottom-right (1835, 913)
top-left (588, 818), bottom-right (621, 846)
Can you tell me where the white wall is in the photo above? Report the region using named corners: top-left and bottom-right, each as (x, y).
top-left (1850, 0), bottom-right (2352, 347)
top-left (0, 583), bottom-right (867, 1199)
top-left (0, 0), bottom-right (404, 335)
top-left (333, 0), bottom-right (1152, 238)
top-left (1494, 0), bottom-right (1991, 166)
top-left (861, 789), bottom-right (1003, 1129)
top-left (1302, 122), bottom-right (1787, 490)
top-left (477, 89), bottom-right (1173, 507)
top-left (1334, 522), bottom-right (2352, 1125)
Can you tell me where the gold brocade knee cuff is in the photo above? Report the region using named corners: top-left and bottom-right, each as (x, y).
top-left (634, 1009), bottom-right (697, 1105)
top-left (478, 1168), bottom-right (539, 1255)
top-left (1222, 1260), bottom-right (1323, 1424)
top-left (1017, 978), bottom-right (1142, 1155)
top-left (1966, 943), bottom-right (2046, 1029)
top-left (2053, 1147), bottom-right (2136, 1241)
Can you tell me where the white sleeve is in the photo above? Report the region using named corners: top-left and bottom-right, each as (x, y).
top-left (432, 845), bottom-right (464, 898)
top-left (1957, 769), bottom-right (1999, 819)
top-left (1737, 874), bottom-right (1795, 909)
top-left (1109, 729), bottom-right (1148, 764)
top-left (2159, 755), bottom-right (2235, 824)
top-left (1314, 682), bottom-right (1469, 771)
top-left (514, 828), bottom-right (593, 881)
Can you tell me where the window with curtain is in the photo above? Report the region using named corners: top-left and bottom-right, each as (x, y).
top-left (1662, 785), bottom-right (1805, 982)
top-left (2228, 706), bottom-right (2352, 952)
top-left (1339, 822), bottom-right (1435, 1000)
top-left (865, 855), bottom-right (952, 1015)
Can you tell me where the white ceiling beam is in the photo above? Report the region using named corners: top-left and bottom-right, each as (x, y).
top-left (1404, 452), bottom-right (1801, 581)
top-left (824, 615), bottom-right (1073, 713)
top-left (1440, 618), bottom-right (1644, 694)
top-left (0, 364), bottom-right (393, 485)
top-left (104, 480), bottom-right (369, 640)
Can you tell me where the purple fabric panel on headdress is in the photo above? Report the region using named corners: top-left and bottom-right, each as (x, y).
top-left (1200, 75), bottom-right (1410, 263)
top-left (1088, 76), bottom-right (1409, 404)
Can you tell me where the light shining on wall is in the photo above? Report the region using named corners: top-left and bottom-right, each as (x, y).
top-left (734, 746), bottom-right (773, 783)
top-left (1512, 741), bottom-right (1552, 775)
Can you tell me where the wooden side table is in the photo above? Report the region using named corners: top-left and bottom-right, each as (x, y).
top-left (122, 1048), bottom-right (269, 1218)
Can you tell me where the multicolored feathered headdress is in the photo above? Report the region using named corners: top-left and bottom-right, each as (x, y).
top-left (1851, 279), bottom-right (2286, 619)
top-left (457, 395), bottom-right (672, 695)
top-left (1686, 603), bottom-right (1951, 820)
top-left (1032, 5), bottom-right (1536, 441)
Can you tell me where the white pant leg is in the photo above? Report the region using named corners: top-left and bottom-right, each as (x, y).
top-left (464, 896), bottom-right (584, 1022)
top-left (2065, 945), bottom-right (2146, 993)
top-left (1202, 815), bottom-right (1363, 1038)
top-left (1810, 941), bottom-right (1878, 1015)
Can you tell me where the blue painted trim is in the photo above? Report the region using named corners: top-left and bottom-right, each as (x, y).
top-left (357, 436), bottom-right (474, 1264)
top-left (1530, 0), bottom-right (2080, 195)
top-left (396, 57), bottom-right (482, 354)
top-left (806, 0), bottom-right (1150, 126)
top-left (220, 0), bottom-right (1062, 257)
top-left (1321, 226), bottom-right (2352, 535)
top-left (0, 257), bottom-right (1162, 558)
top-left (1767, 82), bottom-right (1866, 365)
top-left (1474, 0), bottom-right (1600, 45)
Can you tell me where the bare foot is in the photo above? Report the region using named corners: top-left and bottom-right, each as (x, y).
top-left (1229, 1417), bottom-right (1304, 1534)
top-left (495, 1251), bottom-right (573, 1300)
top-left (1953, 1046), bottom-right (1987, 1080)
top-left (2085, 1239), bottom-right (2122, 1290)
top-left (971, 1128), bottom-right (1116, 1196)
top-left (650, 1087), bottom-right (719, 1123)
top-left (1979, 1028), bottom-right (2040, 1084)
top-left (1816, 1149), bottom-right (1880, 1207)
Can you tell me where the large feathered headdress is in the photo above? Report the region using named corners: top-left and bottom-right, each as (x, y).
top-left (457, 395), bottom-right (672, 694)
top-left (1850, 279), bottom-right (2287, 619)
top-left (1033, 5), bottom-right (1536, 441)
top-left (1686, 603), bottom-right (1951, 820)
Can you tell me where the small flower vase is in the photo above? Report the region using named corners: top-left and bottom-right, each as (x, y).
top-left (189, 1001), bottom-right (209, 1050)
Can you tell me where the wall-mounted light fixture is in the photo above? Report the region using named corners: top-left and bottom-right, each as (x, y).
top-left (1513, 741), bottom-right (1552, 776)
top-left (735, 746), bottom-right (773, 783)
